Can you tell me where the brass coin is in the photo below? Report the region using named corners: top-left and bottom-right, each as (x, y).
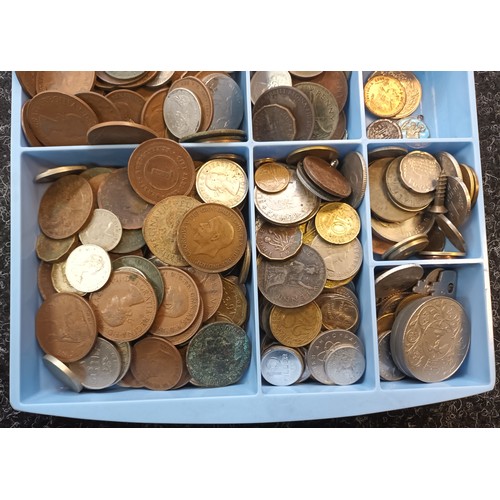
top-left (459, 163), bottom-right (479, 207)
top-left (36, 233), bottom-right (78, 263)
top-left (252, 103), bottom-right (296, 141)
top-left (377, 313), bottom-right (395, 335)
top-left (87, 121), bottom-right (158, 145)
top-left (35, 71), bottom-right (96, 94)
top-left (315, 202), bottom-right (360, 244)
top-left (216, 277), bottom-right (248, 327)
top-left (419, 251), bottom-right (466, 259)
top-left (371, 212), bottom-right (434, 243)
top-left (364, 75), bottom-right (406, 118)
top-left (254, 162), bottom-right (290, 193)
top-left (286, 145), bottom-right (339, 166)
top-left (256, 222), bottom-right (302, 260)
top-left (315, 294), bottom-right (359, 332)
top-left (106, 89), bottom-right (146, 123)
top-left (34, 165), bottom-right (87, 183)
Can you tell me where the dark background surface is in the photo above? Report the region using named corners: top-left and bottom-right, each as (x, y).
top-left (1, 71), bottom-right (499, 428)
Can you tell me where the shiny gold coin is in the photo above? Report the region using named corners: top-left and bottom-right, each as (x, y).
top-left (314, 202), bottom-right (360, 244)
top-left (254, 162), bottom-right (290, 193)
top-left (364, 75), bottom-right (406, 118)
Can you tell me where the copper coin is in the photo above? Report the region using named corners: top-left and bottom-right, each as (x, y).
top-left (97, 71), bottom-right (158, 89)
top-left (35, 71), bottom-right (96, 94)
top-left (38, 261), bottom-right (57, 300)
top-left (88, 173), bottom-right (111, 200)
top-left (149, 267), bottom-right (201, 337)
top-left (177, 203), bottom-right (247, 273)
top-left (130, 336), bottom-right (183, 390)
top-left (302, 155), bottom-right (352, 198)
top-left (170, 76), bottom-right (214, 131)
top-left (253, 86), bottom-right (315, 140)
top-left (140, 88), bottom-right (169, 137)
top-left (16, 71), bottom-right (38, 97)
top-left (38, 174), bottom-right (94, 239)
top-left (256, 222), bottom-right (302, 260)
top-left (87, 121), bottom-right (158, 145)
top-left (36, 292), bottom-right (97, 363)
top-left (172, 345), bottom-right (191, 389)
top-left (254, 162), bottom-right (290, 193)
top-left (97, 168), bottom-right (153, 230)
top-left (252, 103), bottom-right (296, 141)
top-left (21, 100), bottom-right (43, 146)
top-left (26, 91), bottom-right (98, 146)
top-left (106, 89), bottom-right (146, 123)
top-left (128, 138), bottom-right (196, 204)
top-left (75, 91), bottom-right (121, 122)
top-left (304, 71), bottom-right (349, 111)
top-left (166, 300), bottom-right (204, 346)
top-left (184, 267), bottom-right (223, 322)
top-left (89, 269), bottom-right (157, 342)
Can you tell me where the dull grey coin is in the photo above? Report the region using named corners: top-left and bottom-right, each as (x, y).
top-left (43, 354), bottom-right (83, 393)
top-left (163, 87), bottom-right (202, 138)
top-left (378, 330), bottom-right (406, 381)
top-left (250, 71), bottom-right (292, 104)
top-left (435, 151), bottom-right (463, 179)
top-left (338, 151), bottom-right (367, 209)
top-left (445, 175), bottom-right (472, 227)
top-left (375, 264), bottom-right (424, 299)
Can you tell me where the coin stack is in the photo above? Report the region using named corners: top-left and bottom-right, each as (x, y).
top-left (369, 147), bottom-right (479, 259)
top-left (255, 146), bottom-right (368, 386)
top-left (17, 70), bottom-right (245, 147)
top-left (364, 71), bottom-right (430, 139)
top-left (251, 71), bottom-right (350, 141)
top-left (34, 138), bottom-right (252, 391)
top-left (375, 264), bottom-right (470, 383)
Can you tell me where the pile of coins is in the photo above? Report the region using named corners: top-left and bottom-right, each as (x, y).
top-left (369, 147), bottom-right (479, 259)
top-left (250, 71), bottom-right (350, 141)
top-left (17, 71), bottom-right (245, 146)
top-left (376, 264), bottom-right (470, 382)
top-left (35, 138), bottom-right (252, 391)
top-left (364, 71), bottom-right (430, 139)
top-left (255, 146), bottom-right (368, 386)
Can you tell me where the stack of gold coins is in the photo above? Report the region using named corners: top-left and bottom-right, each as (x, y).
top-left (17, 70), bottom-right (245, 146)
top-left (34, 138), bottom-right (252, 391)
top-left (375, 264), bottom-right (470, 383)
top-left (251, 71), bottom-right (350, 141)
top-left (255, 146), bottom-right (367, 386)
top-left (368, 147), bottom-right (479, 259)
top-left (364, 71), bottom-right (430, 139)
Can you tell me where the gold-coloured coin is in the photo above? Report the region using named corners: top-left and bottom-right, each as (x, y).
top-left (364, 75), bottom-right (406, 118)
top-left (34, 165), bottom-right (88, 183)
top-left (314, 202), bottom-right (360, 244)
top-left (50, 261), bottom-right (86, 295)
top-left (377, 313), bottom-right (395, 335)
top-left (254, 162), bottom-right (290, 193)
top-left (35, 233), bottom-right (79, 263)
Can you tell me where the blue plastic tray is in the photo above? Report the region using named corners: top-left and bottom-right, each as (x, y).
top-left (9, 71), bottom-right (495, 423)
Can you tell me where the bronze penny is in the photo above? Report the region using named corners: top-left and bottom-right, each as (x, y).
top-left (304, 71), bottom-right (349, 111)
top-left (253, 86), bottom-right (315, 140)
top-left (35, 71), bottom-right (96, 95)
top-left (36, 292), bottom-right (97, 363)
top-left (88, 173), bottom-right (111, 200)
top-left (26, 91), bottom-right (98, 146)
top-left (128, 138), bottom-right (196, 204)
top-left (106, 89), bottom-right (146, 123)
top-left (89, 269), bottom-right (157, 342)
top-left (80, 166), bottom-right (118, 180)
top-left (254, 162), bottom-right (290, 193)
top-left (184, 267), bottom-right (223, 322)
top-left (21, 100), bottom-right (43, 146)
top-left (16, 71), bottom-right (38, 97)
top-left (256, 222), bottom-right (302, 260)
top-left (97, 168), bottom-right (153, 230)
top-left (38, 174), bottom-right (94, 239)
top-left (36, 233), bottom-right (79, 263)
top-left (172, 345), bottom-right (191, 389)
top-left (38, 261), bottom-right (57, 300)
top-left (170, 76), bottom-right (214, 131)
top-left (372, 236), bottom-right (394, 255)
top-left (177, 203), bottom-right (247, 273)
top-left (130, 336), bottom-right (183, 390)
top-left (75, 91), bottom-right (121, 122)
top-left (150, 267), bottom-right (201, 337)
top-left (140, 88), bottom-right (169, 137)
top-left (166, 300), bottom-right (204, 346)
top-left (252, 103), bottom-right (296, 141)
top-left (216, 277), bottom-right (248, 327)
top-left (35, 165), bottom-right (88, 183)
top-left (302, 155), bottom-right (352, 198)
top-left (87, 121), bottom-right (158, 145)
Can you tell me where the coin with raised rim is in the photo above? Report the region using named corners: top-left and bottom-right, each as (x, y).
top-left (65, 244), bottom-right (112, 293)
top-left (256, 222), bottom-right (302, 260)
top-left (254, 162), bottom-right (290, 193)
top-left (315, 202), bottom-right (360, 244)
top-left (163, 87), bottom-right (202, 138)
top-left (106, 89), bottom-right (146, 123)
top-left (252, 103), bottom-right (297, 141)
top-left (87, 121), bottom-right (158, 145)
top-left (78, 208), bottom-right (122, 251)
top-left (364, 75), bottom-right (406, 118)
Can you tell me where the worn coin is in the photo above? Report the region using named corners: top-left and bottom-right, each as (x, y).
top-left (35, 71), bottom-right (96, 94)
top-left (250, 71), bottom-right (292, 104)
top-left (368, 146), bottom-right (408, 163)
top-left (112, 341), bottom-right (132, 385)
top-left (163, 87), bottom-right (202, 138)
top-left (305, 71), bottom-right (349, 111)
top-left (337, 151), bottom-right (367, 209)
top-left (21, 100), bottom-right (43, 146)
top-left (35, 233), bottom-right (78, 263)
top-left (252, 103), bottom-right (296, 141)
top-left (106, 89), bottom-right (146, 123)
top-left (371, 212), bottom-right (434, 243)
top-left (65, 244), bottom-right (112, 293)
top-left (459, 163), bottom-right (479, 207)
top-left (145, 71), bottom-right (175, 88)
top-left (42, 354), bottom-right (83, 392)
top-left (434, 213), bottom-right (467, 252)
top-left (104, 71), bottom-right (146, 81)
top-left (302, 155), bottom-right (351, 198)
top-left (256, 222), bottom-right (302, 260)
top-left (315, 293), bottom-right (359, 332)
top-left (16, 71), bottom-right (38, 97)
top-left (78, 208), bottom-right (122, 251)
top-left (76, 91), bottom-right (121, 123)
top-left (419, 251), bottom-right (466, 259)
top-left (421, 223), bottom-right (446, 252)
top-left (296, 162), bottom-right (341, 201)
top-left (367, 118), bottom-right (402, 139)
top-left (381, 234), bottom-right (430, 260)
top-left (51, 261), bottom-right (85, 295)
top-left (378, 330), bottom-right (406, 381)
top-left (87, 121), bottom-right (158, 145)
top-left (435, 151), bottom-right (462, 179)
top-left (398, 116), bottom-right (430, 139)
top-left (184, 267), bottom-right (223, 322)
top-left (375, 264), bottom-right (424, 299)
top-left (38, 261), bottom-right (57, 300)
top-left (35, 165), bottom-right (88, 183)
top-left (315, 202), bottom-right (360, 244)
top-left (216, 277), bottom-right (248, 327)
top-left (261, 345), bottom-right (304, 386)
top-left (286, 145), bottom-right (339, 166)
top-left (399, 151), bottom-right (441, 194)
top-left (445, 175), bottom-right (471, 227)
top-left (111, 228), bottom-right (146, 254)
top-left (140, 88), bottom-right (169, 138)
top-left (254, 162), bottom-right (290, 193)
top-left (324, 344), bottom-right (365, 385)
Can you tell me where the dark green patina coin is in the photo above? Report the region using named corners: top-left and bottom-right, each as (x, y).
top-left (186, 322), bottom-right (251, 387)
top-left (111, 228), bottom-right (146, 254)
top-left (112, 255), bottom-right (164, 305)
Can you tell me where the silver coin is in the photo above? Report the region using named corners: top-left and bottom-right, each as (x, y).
top-left (324, 344), bottom-right (365, 385)
top-left (337, 151), bottom-right (367, 209)
top-left (398, 116), bottom-right (430, 139)
top-left (368, 146), bottom-right (408, 163)
top-left (371, 212), bottom-right (435, 243)
top-left (78, 208), bottom-right (123, 252)
top-left (434, 213), bottom-right (467, 252)
top-left (68, 337), bottom-right (122, 390)
top-left (435, 151), bottom-right (463, 179)
top-left (250, 71), bottom-right (292, 104)
top-left (145, 71), bottom-right (175, 88)
top-left (445, 176), bottom-right (472, 227)
top-left (261, 345), bottom-right (304, 386)
top-left (375, 264), bottom-right (424, 299)
top-left (378, 330), bottom-right (406, 381)
top-left (112, 341), bottom-right (132, 385)
top-left (163, 87), bottom-right (202, 138)
top-left (43, 354), bottom-right (83, 392)
top-left (105, 71), bottom-right (145, 80)
top-left (202, 73), bottom-right (244, 130)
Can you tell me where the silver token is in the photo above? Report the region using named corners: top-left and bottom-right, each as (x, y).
top-left (202, 73), bottom-right (244, 130)
top-left (337, 151), bottom-right (367, 209)
top-left (68, 337), bottom-right (122, 390)
top-left (43, 354), bottom-right (83, 392)
top-left (105, 71), bottom-right (145, 80)
top-left (250, 71), bottom-right (292, 104)
top-left (324, 344), bottom-right (365, 385)
top-left (378, 330), bottom-right (406, 381)
top-left (261, 345), bottom-right (304, 386)
top-left (375, 264), bottom-right (424, 299)
top-left (445, 176), bottom-right (472, 227)
top-left (163, 87), bottom-right (202, 138)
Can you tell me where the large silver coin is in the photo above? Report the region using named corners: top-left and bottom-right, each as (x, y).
top-left (163, 87), bottom-right (202, 138)
top-left (375, 264), bottom-right (424, 299)
top-left (435, 151), bottom-right (463, 179)
top-left (250, 71), bottom-right (292, 104)
top-left (261, 345), bottom-right (304, 386)
top-left (378, 330), bottom-right (406, 381)
top-left (202, 73), bottom-right (244, 130)
top-left (324, 344), bottom-right (365, 385)
top-left (338, 151), bottom-right (367, 209)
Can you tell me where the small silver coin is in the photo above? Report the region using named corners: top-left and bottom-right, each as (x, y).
top-left (261, 345), bottom-right (304, 386)
top-left (375, 264), bottom-right (424, 299)
top-left (145, 71), bottom-right (175, 88)
top-left (324, 344), bottom-right (365, 385)
top-left (250, 71), bottom-right (292, 104)
top-left (163, 87), bottom-right (202, 138)
top-left (43, 354), bottom-right (83, 392)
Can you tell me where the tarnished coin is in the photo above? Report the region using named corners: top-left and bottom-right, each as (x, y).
top-left (398, 116), bottom-right (430, 139)
top-left (253, 86), bottom-right (315, 140)
top-left (253, 103), bottom-right (297, 141)
top-left (294, 82), bottom-right (339, 139)
top-left (296, 162), bottom-right (341, 201)
top-left (381, 234), bottom-right (430, 260)
top-left (36, 233), bottom-right (78, 263)
top-left (256, 222), bottom-right (302, 260)
top-left (35, 165), bottom-right (88, 183)
top-left (16, 71), bottom-right (38, 97)
top-left (106, 89), bottom-right (146, 123)
top-left (140, 88), bottom-right (169, 138)
top-left (337, 151), bottom-right (367, 209)
top-left (372, 236), bottom-right (393, 255)
top-left (163, 87), bottom-right (202, 138)
top-left (38, 261), bottom-right (57, 300)
top-left (369, 146), bottom-right (408, 163)
top-left (186, 322), bottom-right (251, 387)
top-left (111, 228), bottom-right (146, 254)
top-left (131, 336), bottom-right (183, 390)
top-left (331, 110), bottom-right (347, 139)
top-left (377, 314), bottom-right (395, 335)
top-left (97, 168), bottom-right (153, 230)
top-left (434, 213), bottom-right (467, 252)
top-left (87, 121), bottom-right (158, 145)
top-left (367, 118), bottom-right (402, 139)
top-left (419, 251), bottom-right (466, 259)
top-left (195, 159), bottom-right (248, 208)
top-left (104, 71), bottom-right (146, 80)
top-left (324, 344), bottom-right (365, 385)
top-left (112, 341), bottom-right (132, 385)
top-left (399, 151), bottom-right (441, 194)
top-left (364, 75), bottom-right (406, 118)
top-left (179, 128), bottom-right (247, 143)
top-left (435, 151), bottom-right (462, 179)
top-left (76, 91), bottom-right (121, 123)
top-left (165, 299), bottom-right (204, 347)
top-left (261, 345), bottom-right (304, 386)
top-left (216, 277), bottom-right (248, 327)
top-left (445, 175), bottom-right (471, 227)
top-left (250, 71), bottom-right (292, 104)
top-left (421, 223), bottom-right (446, 252)
top-left (375, 264), bottom-right (424, 299)
top-left (306, 71), bottom-right (349, 111)
top-left (42, 354), bottom-right (83, 393)
top-left (302, 156), bottom-right (351, 198)
top-left (145, 71), bottom-right (175, 88)
top-left (254, 162), bottom-right (290, 193)
top-left (65, 244), bottom-right (112, 293)
top-left (128, 138), bottom-right (196, 204)
top-left (177, 203), bottom-right (247, 273)
top-left (290, 71), bottom-right (323, 78)
top-left (36, 292), bottom-right (97, 363)
top-left (78, 208), bottom-right (122, 251)
top-left (38, 174), bottom-right (94, 239)
top-left (172, 345), bottom-right (191, 389)
top-left (21, 100), bottom-right (43, 146)
top-left (184, 267), bottom-right (223, 322)
top-left (51, 261), bottom-right (86, 295)
top-left (315, 293), bottom-right (359, 332)
top-left (371, 212), bottom-right (434, 243)
top-left (315, 202), bottom-right (360, 244)
top-left (459, 163), bottom-right (479, 207)
top-left (68, 337), bottom-right (122, 390)
top-left (35, 71), bottom-right (96, 94)
top-left (150, 267), bottom-right (200, 337)
top-left (258, 244), bottom-right (326, 308)
top-left (286, 145), bottom-right (339, 166)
